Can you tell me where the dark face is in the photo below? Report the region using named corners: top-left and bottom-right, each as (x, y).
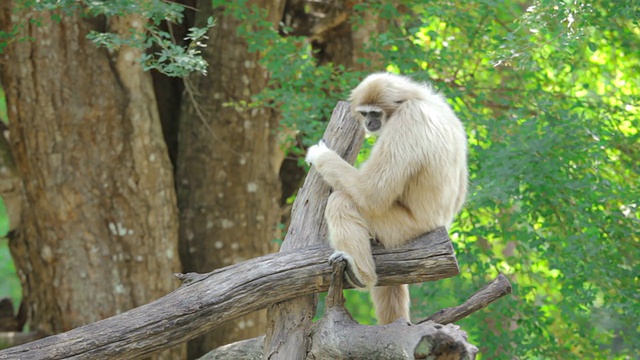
top-left (359, 109), bottom-right (384, 133)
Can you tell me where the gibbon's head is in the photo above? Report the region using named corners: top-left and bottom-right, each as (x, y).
top-left (349, 72), bottom-right (430, 135)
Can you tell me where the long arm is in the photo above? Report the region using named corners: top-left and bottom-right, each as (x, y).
top-left (311, 101), bottom-right (430, 214)
top-left (312, 150), bottom-right (359, 191)
top-left (314, 149), bottom-right (409, 214)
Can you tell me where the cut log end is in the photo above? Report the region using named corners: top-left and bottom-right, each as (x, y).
top-left (414, 322), bottom-right (479, 360)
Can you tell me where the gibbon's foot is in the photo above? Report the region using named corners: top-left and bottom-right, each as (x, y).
top-left (305, 139), bottom-right (331, 165)
top-left (328, 251), bottom-right (366, 288)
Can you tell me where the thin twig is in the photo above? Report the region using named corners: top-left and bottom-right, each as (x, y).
top-left (419, 274), bottom-right (512, 325)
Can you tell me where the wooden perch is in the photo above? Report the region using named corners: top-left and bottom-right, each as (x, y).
top-left (200, 273), bottom-right (511, 360)
top-left (0, 100), bottom-right (512, 359)
top-left (264, 100), bottom-right (365, 359)
top-left (202, 99), bottom-right (511, 359)
top-left (307, 258), bottom-right (478, 360)
top-left (0, 228), bottom-right (457, 360)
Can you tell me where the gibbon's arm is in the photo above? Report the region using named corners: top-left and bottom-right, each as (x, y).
top-left (311, 101), bottom-right (432, 213)
top-left (310, 148), bottom-right (360, 192)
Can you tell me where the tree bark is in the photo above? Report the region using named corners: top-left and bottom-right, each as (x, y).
top-left (0, 4), bottom-right (183, 359)
top-left (202, 273), bottom-right (511, 359)
top-left (263, 102), bottom-right (365, 359)
top-left (176, 1), bottom-right (287, 356)
top-left (0, 122), bottom-right (22, 233)
top-left (309, 310), bottom-right (478, 359)
top-left (306, 260), bottom-right (477, 360)
top-left (0, 227), bottom-right (459, 360)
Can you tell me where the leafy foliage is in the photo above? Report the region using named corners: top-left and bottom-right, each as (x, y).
top-left (0, 89), bottom-right (18, 311)
top-left (12, 0), bottom-right (215, 77)
top-left (0, 196), bottom-right (19, 312)
top-left (0, 0), bottom-right (637, 358)
top-left (0, 87), bottom-right (7, 124)
top-left (221, 0), bottom-right (639, 358)
top-left (377, 1), bottom-right (638, 358)
top-left (210, 0), bottom-right (363, 151)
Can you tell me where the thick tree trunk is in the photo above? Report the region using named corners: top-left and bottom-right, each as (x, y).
top-left (0, 4), bottom-right (183, 359)
top-left (176, 0), bottom-right (286, 356)
top-left (0, 124), bottom-right (22, 233)
top-left (310, 0), bottom-right (390, 71)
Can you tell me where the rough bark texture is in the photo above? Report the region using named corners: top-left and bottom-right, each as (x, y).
top-left (309, 310), bottom-right (478, 360)
top-left (0, 228), bottom-right (458, 360)
top-left (175, 1), bottom-right (287, 356)
top-left (0, 5), bottom-right (183, 359)
top-left (204, 319), bottom-right (478, 360)
top-left (202, 273), bottom-right (511, 359)
top-left (199, 338), bottom-right (264, 360)
top-left (307, 258), bottom-right (476, 359)
top-left (264, 102), bottom-right (365, 360)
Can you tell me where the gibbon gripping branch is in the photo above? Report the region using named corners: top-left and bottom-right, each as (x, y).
top-left (0, 101), bottom-right (511, 360)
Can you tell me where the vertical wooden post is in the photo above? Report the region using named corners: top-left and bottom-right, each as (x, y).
top-left (263, 101), bottom-right (364, 359)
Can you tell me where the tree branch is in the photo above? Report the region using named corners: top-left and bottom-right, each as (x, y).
top-left (324, 256), bottom-right (347, 309)
top-left (0, 228), bottom-right (457, 360)
top-left (0, 332), bottom-right (44, 350)
top-left (421, 273), bottom-right (513, 325)
top-left (308, 312), bottom-right (478, 360)
top-left (264, 100), bottom-right (364, 360)
top-left (306, 253), bottom-right (478, 359)
top-left (203, 245), bottom-right (478, 360)
top-left (200, 274), bottom-right (511, 359)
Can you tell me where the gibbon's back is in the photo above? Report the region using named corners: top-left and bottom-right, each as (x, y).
top-left (353, 72), bottom-right (468, 231)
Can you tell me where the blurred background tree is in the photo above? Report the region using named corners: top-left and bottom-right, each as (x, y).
top-left (0, 0), bottom-right (637, 359)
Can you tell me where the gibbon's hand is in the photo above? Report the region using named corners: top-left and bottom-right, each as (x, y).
top-left (329, 251), bottom-right (366, 288)
top-left (305, 139), bottom-right (331, 165)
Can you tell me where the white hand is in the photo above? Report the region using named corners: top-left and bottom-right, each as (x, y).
top-left (305, 139), bottom-right (331, 165)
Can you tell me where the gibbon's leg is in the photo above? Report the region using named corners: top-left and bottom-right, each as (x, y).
top-left (371, 284), bottom-right (411, 325)
top-left (368, 203), bottom-right (428, 249)
top-left (365, 206), bottom-right (422, 325)
top-left (325, 191), bottom-right (377, 288)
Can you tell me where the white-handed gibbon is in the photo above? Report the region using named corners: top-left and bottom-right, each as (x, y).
top-left (305, 72), bottom-right (468, 324)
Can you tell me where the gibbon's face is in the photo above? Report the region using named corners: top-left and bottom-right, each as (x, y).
top-left (355, 105), bottom-right (386, 135)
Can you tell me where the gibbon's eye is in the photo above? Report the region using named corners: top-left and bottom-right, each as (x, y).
top-left (369, 110), bottom-right (383, 119)
top-left (358, 111), bottom-right (368, 117)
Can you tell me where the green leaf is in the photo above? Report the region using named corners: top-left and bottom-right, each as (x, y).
top-left (0, 197), bottom-right (9, 237)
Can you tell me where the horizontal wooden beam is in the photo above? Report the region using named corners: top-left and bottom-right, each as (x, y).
top-left (0, 227), bottom-right (457, 360)
top-left (201, 273), bottom-right (511, 360)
